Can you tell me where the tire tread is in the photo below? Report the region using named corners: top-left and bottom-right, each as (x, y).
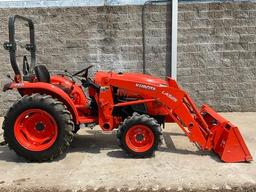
top-left (3, 94), bottom-right (74, 162)
top-left (117, 113), bottom-right (162, 158)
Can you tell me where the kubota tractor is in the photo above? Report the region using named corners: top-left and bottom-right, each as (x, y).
top-left (2, 15), bottom-right (253, 162)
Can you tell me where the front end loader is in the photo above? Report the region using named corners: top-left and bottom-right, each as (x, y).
top-left (2, 15), bottom-right (253, 162)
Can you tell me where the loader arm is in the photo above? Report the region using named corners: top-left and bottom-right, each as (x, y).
top-left (109, 76), bottom-right (211, 149)
top-left (108, 75), bottom-right (252, 162)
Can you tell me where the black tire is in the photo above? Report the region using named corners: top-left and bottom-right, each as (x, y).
top-left (3, 93), bottom-right (74, 162)
top-left (117, 113), bottom-right (162, 158)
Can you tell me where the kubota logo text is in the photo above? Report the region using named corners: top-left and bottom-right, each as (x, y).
top-left (162, 91), bottom-right (177, 102)
top-left (136, 83), bottom-right (155, 91)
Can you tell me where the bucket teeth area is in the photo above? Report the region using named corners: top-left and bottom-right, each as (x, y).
top-left (201, 105), bottom-right (253, 163)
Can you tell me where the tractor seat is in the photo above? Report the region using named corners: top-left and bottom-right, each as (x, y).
top-left (34, 65), bottom-right (50, 83)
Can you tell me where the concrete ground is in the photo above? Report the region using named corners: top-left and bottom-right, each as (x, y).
top-left (0, 113), bottom-right (255, 192)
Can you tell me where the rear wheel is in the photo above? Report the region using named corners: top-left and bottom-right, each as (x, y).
top-left (117, 113), bottom-right (162, 158)
top-left (3, 94), bottom-right (74, 162)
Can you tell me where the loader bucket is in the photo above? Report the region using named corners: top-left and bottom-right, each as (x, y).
top-left (201, 105), bottom-right (253, 163)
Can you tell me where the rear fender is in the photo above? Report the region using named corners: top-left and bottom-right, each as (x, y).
top-left (4, 81), bottom-right (79, 124)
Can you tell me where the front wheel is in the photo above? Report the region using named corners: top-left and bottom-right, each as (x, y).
top-left (117, 113), bottom-right (162, 158)
top-left (3, 94), bottom-right (74, 162)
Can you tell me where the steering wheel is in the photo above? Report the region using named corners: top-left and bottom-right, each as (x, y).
top-left (72, 65), bottom-right (94, 79)
top-left (68, 65), bottom-right (100, 91)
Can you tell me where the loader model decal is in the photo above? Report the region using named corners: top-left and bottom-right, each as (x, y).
top-left (136, 83), bottom-right (156, 91)
top-left (162, 91), bottom-right (177, 102)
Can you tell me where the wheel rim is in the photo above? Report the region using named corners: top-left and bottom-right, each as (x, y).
top-left (125, 124), bottom-right (155, 152)
top-left (14, 109), bottom-right (58, 152)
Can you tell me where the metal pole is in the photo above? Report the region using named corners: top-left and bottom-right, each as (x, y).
top-left (171, 0), bottom-right (178, 80)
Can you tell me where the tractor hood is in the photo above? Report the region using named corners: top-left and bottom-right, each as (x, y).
top-left (94, 71), bottom-right (168, 87)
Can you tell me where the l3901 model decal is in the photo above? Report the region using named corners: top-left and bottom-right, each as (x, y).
top-left (162, 91), bottom-right (177, 102)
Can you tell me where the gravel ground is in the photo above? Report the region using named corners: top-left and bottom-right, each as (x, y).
top-left (0, 186), bottom-right (256, 192)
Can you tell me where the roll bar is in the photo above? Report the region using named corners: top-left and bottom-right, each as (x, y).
top-left (3, 15), bottom-right (36, 80)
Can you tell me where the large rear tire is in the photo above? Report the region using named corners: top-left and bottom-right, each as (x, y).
top-left (117, 113), bottom-right (162, 158)
top-left (3, 94), bottom-right (74, 162)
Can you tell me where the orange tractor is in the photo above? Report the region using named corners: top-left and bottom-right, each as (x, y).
top-left (2, 15), bottom-right (252, 162)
